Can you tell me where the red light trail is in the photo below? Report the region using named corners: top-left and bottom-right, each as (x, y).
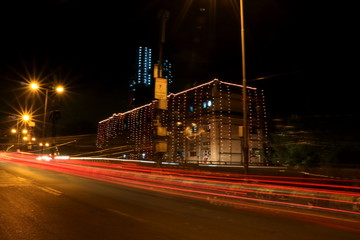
top-left (1, 152), bottom-right (360, 219)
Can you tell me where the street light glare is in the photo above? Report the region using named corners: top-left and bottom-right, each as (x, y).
top-left (22, 114), bottom-right (30, 121)
top-left (56, 86), bottom-right (64, 93)
top-left (30, 82), bottom-right (39, 90)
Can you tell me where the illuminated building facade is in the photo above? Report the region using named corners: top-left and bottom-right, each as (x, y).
top-left (98, 79), bottom-right (269, 165)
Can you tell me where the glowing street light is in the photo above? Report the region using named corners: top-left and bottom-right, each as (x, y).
top-left (30, 82), bottom-right (39, 90)
top-left (11, 113), bottom-right (31, 152)
top-left (55, 85), bottom-right (64, 93)
top-left (29, 81), bottom-right (65, 154)
top-left (22, 114), bottom-right (30, 121)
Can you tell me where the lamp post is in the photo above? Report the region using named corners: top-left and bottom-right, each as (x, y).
top-left (29, 82), bottom-right (64, 154)
top-left (239, 0), bottom-right (249, 174)
top-left (188, 0), bottom-right (248, 172)
top-left (11, 114), bottom-right (31, 152)
top-left (42, 88), bottom-right (49, 154)
top-left (153, 9), bottom-right (170, 166)
top-left (16, 119), bottom-right (20, 149)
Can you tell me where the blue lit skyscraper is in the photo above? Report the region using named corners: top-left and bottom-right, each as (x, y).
top-left (161, 59), bottom-right (173, 86)
top-left (129, 46), bottom-right (173, 108)
top-left (136, 46), bottom-right (152, 86)
top-left (130, 46), bottom-right (153, 107)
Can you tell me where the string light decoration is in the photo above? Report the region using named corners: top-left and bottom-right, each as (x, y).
top-left (248, 87), bottom-right (254, 164)
top-left (219, 81), bottom-right (224, 163)
top-left (170, 94), bottom-right (176, 160)
top-left (181, 92), bottom-right (187, 163)
top-left (226, 84), bottom-right (232, 164)
top-left (96, 79), bottom-right (269, 165)
top-left (210, 82), bottom-right (217, 164)
top-left (198, 84), bottom-right (203, 163)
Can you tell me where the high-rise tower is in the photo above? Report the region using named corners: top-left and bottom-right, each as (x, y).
top-left (161, 59), bottom-right (173, 87)
top-left (129, 46), bottom-right (173, 108)
top-left (129, 46), bottom-right (153, 107)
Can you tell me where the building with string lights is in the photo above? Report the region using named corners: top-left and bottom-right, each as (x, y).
top-left (97, 79), bottom-right (269, 165)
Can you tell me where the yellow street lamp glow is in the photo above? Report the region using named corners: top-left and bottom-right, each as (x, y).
top-left (31, 137), bottom-right (36, 141)
top-left (55, 86), bottom-right (64, 93)
top-left (30, 82), bottom-right (39, 90)
top-left (39, 143), bottom-right (43, 146)
top-left (22, 114), bottom-right (30, 121)
top-left (22, 129), bottom-right (28, 134)
top-left (11, 129), bottom-right (17, 134)
top-left (45, 142), bottom-right (50, 147)
top-left (23, 136), bottom-right (28, 141)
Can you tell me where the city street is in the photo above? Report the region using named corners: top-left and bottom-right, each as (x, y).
top-left (0, 2), bottom-right (358, 240)
top-left (1, 159), bottom-right (359, 240)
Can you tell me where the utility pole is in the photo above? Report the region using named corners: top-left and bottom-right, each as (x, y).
top-left (16, 118), bottom-right (20, 152)
top-left (154, 9), bottom-right (170, 166)
top-left (157, 9), bottom-right (169, 78)
top-left (240, 0), bottom-right (249, 174)
top-left (41, 88), bottom-right (49, 155)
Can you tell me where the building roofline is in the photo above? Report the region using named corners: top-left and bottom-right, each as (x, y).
top-left (99, 78), bottom-right (257, 124)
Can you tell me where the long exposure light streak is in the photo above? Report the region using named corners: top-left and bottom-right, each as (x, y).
top-left (59, 159), bottom-right (360, 196)
top-left (1, 152), bottom-right (360, 219)
top-left (67, 156), bottom-right (360, 185)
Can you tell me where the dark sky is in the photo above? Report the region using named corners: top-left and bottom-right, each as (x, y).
top-left (0, 0), bottom-right (356, 135)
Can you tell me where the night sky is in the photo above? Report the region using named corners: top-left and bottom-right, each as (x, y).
top-left (0, 0), bottom-right (356, 136)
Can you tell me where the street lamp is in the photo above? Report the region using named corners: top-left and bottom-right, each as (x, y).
top-left (10, 114), bottom-right (31, 152)
top-left (199, 0), bottom-right (249, 172)
top-left (22, 114), bottom-right (30, 121)
top-left (29, 82), bottom-right (65, 154)
top-left (239, 0), bottom-right (249, 174)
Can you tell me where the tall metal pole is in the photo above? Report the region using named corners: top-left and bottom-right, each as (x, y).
top-left (154, 10), bottom-right (170, 167)
top-left (41, 88), bottom-right (49, 155)
top-left (16, 119), bottom-right (20, 152)
top-left (158, 9), bottom-right (170, 78)
top-left (240, 0), bottom-right (249, 174)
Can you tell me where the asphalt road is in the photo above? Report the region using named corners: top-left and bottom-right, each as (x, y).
top-left (1, 160), bottom-right (359, 240)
